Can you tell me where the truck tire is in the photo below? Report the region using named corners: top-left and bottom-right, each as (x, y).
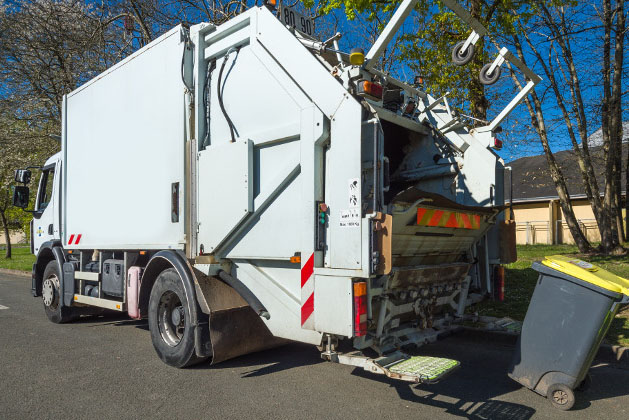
top-left (148, 268), bottom-right (207, 368)
top-left (42, 260), bottom-right (74, 324)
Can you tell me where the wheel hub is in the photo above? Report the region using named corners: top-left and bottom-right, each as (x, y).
top-left (553, 390), bottom-right (568, 405)
top-left (158, 290), bottom-right (185, 347)
top-left (171, 306), bottom-right (184, 326)
top-left (42, 276), bottom-right (59, 308)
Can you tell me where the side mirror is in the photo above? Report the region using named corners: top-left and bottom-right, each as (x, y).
top-left (15, 169), bottom-right (32, 184)
top-left (12, 186), bottom-right (30, 209)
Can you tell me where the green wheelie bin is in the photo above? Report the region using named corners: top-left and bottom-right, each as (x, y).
top-left (508, 255), bottom-right (629, 411)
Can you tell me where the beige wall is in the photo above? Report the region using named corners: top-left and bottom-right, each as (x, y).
top-left (0, 230), bottom-right (27, 246)
top-left (511, 202), bottom-right (553, 245)
top-left (510, 198), bottom-right (626, 245)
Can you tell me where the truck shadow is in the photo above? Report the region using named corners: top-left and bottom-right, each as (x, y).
top-left (192, 342), bottom-right (323, 376)
top-left (74, 312), bottom-right (149, 330)
top-left (350, 367), bottom-right (535, 420)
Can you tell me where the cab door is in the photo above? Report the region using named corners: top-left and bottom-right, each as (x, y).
top-left (32, 158), bottom-right (60, 254)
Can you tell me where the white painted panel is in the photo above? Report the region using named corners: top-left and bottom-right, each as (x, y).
top-left (198, 139), bottom-right (253, 252)
top-left (326, 98), bottom-right (364, 269)
top-left (255, 7), bottom-right (350, 117)
top-left (222, 139), bottom-right (302, 259)
top-left (207, 46), bottom-right (302, 148)
top-left (64, 27), bottom-right (185, 250)
top-left (233, 260), bottom-right (322, 344)
top-left (314, 275), bottom-right (353, 337)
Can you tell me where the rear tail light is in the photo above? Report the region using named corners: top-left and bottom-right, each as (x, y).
top-left (492, 138), bottom-right (503, 150)
top-left (403, 100), bottom-right (417, 115)
top-left (353, 282), bottom-right (368, 337)
top-left (357, 81), bottom-right (383, 100)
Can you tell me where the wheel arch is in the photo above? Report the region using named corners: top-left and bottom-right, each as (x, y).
top-left (139, 250), bottom-right (210, 359)
top-left (33, 241), bottom-right (65, 297)
top-left (139, 251), bottom-right (195, 319)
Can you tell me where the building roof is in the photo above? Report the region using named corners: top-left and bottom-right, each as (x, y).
top-left (506, 143), bottom-right (627, 203)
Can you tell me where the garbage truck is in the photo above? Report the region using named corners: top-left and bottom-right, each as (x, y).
top-left (12, 0), bottom-right (540, 382)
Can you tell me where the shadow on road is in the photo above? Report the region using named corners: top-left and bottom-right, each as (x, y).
top-left (195, 342), bottom-right (323, 378)
top-left (68, 311), bottom-right (629, 416)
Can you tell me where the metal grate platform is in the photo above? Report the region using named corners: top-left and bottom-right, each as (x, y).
top-left (385, 356), bottom-right (460, 384)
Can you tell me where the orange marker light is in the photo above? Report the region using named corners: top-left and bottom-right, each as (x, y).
top-left (290, 256), bottom-right (301, 264)
top-left (357, 81), bottom-right (383, 100)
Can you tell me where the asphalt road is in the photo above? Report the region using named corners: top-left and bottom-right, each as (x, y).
top-left (2, 272), bottom-right (629, 420)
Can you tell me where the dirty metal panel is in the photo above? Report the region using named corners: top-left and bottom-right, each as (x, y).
top-left (389, 263), bottom-right (471, 289)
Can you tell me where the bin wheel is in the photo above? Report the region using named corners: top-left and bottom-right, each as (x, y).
top-left (479, 63), bottom-right (501, 85)
top-left (547, 384), bottom-right (575, 411)
top-left (576, 373), bottom-right (592, 392)
top-left (452, 41), bottom-right (475, 66)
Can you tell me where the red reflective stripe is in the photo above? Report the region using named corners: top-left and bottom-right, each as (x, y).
top-left (416, 207), bottom-right (427, 225)
top-left (428, 210), bottom-right (444, 226)
top-left (301, 253), bottom-right (314, 288)
top-left (445, 213), bottom-right (458, 228)
top-left (301, 293), bottom-right (314, 325)
top-left (75, 234), bottom-right (82, 245)
top-left (68, 234), bottom-right (75, 245)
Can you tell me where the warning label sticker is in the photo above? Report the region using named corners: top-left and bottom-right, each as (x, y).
top-left (340, 209), bottom-right (360, 228)
top-left (348, 178), bottom-right (360, 209)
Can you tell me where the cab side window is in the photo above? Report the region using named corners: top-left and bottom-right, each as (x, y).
top-left (37, 165), bottom-right (55, 211)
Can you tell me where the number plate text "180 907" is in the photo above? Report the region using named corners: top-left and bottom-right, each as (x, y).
top-left (278, 5), bottom-right (314, 37)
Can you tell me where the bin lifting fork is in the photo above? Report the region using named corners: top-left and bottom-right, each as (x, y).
top-left (362, 0), bottom-right (541, 136)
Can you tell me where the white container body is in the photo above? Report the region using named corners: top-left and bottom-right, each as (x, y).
top-left (62, 27), bottom-right (187, 250)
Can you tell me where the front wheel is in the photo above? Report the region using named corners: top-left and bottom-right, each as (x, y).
top-left (148, 268), bottom-right (207, 368)
top-left (42, 261), bottom-right (74, 324)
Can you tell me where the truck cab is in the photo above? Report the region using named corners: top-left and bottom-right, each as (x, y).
top-left (31, 153), bottom-right (62, 255)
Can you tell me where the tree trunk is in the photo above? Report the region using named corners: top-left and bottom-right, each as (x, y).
top-left (468, 0), bottom-right (488, 124)
top-left (510, 35), bottom-right (592, 252)
top-left (0, 210), bottom-right (12, 259)
top-left (612, 0), bottom-right (625, 244)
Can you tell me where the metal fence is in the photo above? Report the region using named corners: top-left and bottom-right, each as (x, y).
top-left (514, 219), bottom-right (599, 245)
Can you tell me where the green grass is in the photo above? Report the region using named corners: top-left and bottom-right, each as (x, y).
top-left (475, 244), bottom-right (629, 347)
top-left (0, 246), bottom-right (35, 272)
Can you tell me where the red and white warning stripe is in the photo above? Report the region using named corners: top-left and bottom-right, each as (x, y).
top-left (67, 234), bottom-right (82, 245)
top-left (300, 253), bottom-right (315, 328)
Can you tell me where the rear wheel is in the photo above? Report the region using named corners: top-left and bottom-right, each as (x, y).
top-left (148, 268), bottom-right (207, 368)
top-left (42, 260), bottom-right (74, 324)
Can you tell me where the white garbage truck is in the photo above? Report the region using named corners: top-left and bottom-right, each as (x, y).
top-left (13, 1), bottom-right (539, 381)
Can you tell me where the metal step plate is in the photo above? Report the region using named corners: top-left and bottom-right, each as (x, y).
top-left (383, 356), bottom-right (460, 384)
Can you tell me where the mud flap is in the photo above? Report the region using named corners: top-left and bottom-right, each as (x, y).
top-left (193, 268), bottom-right (286, 364)
top-left (499, 220), bottom-right (517, 264)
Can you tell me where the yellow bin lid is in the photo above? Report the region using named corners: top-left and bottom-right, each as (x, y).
top-left (542, 255), bottom-right (629, 296)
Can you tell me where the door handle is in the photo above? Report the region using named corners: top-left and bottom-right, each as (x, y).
top-left (48, 224), bottom-right (53, 235)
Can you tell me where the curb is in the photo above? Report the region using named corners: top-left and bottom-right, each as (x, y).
top-left (460, 329), bottom-right (629, 369)
top-left (0, 268), bottom-right (30, 278)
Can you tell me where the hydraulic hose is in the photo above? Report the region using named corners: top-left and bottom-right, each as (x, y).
top-left (217, 270), bottom-right (270, 320)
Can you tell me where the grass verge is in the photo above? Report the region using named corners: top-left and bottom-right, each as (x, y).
top-left (475, 244), bottom-right (629, 347)
top-left (0, 246), bottom-right (34, 272)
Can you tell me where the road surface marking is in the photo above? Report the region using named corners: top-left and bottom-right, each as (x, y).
top-left (0, 304), bottom-right (8, 310)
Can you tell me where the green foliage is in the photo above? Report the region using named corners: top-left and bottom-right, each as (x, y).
top-left (312, 0), bottom-right (569, 119)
